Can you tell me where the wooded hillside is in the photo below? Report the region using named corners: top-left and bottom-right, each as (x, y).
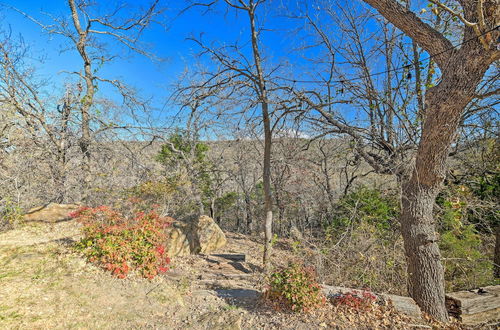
top-left (1, 0), bottom-right (498, 327)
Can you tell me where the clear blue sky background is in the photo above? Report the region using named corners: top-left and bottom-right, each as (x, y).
top-left (0, 0), bottom-right (302, 123)
top-left (1, 0), bottom-right (441, 137)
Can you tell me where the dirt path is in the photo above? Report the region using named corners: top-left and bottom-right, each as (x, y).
top-left (1, 221), bottom-right (465, 329)
top-left (0, 221), bottom-right (276, 329)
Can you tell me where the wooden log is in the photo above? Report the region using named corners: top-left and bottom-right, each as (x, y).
top-left (321, 285), bottom-right (422, 319)
top-left (460, 308), bottom-right (500, 326)
top-left (445, 285), bottom-right (500, 325)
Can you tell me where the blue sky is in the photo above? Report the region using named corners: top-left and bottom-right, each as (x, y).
top-left (0, 1), bottom-right (297, 120)
top-left (1, 1), bottom-right (206, 112)
top-left (0, 0), bottom-right (446, 139)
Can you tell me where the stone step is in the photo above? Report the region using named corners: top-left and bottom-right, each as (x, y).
top-left (209, 253), bottom-right (246, 262)
top-left (198, 272), bottom-right (254, 280)
top-left (207, 261), bottom-right (252, 274)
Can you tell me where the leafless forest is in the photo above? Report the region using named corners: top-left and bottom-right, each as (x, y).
top-left (0, 0), bottom-right (499, 325)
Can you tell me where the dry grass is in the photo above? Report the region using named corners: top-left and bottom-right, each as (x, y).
top-left (1, 221), bottom-right (479, 329)
top-left (0, 222), bottom-right (185, 329)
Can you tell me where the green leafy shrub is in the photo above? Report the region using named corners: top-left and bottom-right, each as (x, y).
top-left (72, 206), bottom-right (172, 279)
top-left (264, 263), bottom-right (326, 312)
top-left (156, 130), bottom-right (215, 216)
top-left (325, 186), bottom-right (399, 241)
top-left (212, 191), bottom-right (238, 220)
top-left (437, 194), bottom-right (496, 290)
top-left (0, 199), bottom-right (23, 231)
top-left (156, 130), bottom-right (209, 165)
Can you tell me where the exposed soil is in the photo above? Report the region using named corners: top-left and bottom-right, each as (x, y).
top-left (0, 221), bottom-right (486, 329)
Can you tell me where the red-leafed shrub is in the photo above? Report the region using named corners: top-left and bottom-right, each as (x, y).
top-left (264, 263), bottom-right (326, 312)
top-left (330, 289), bottom-right (377, 311)
top-left (72, 206), bottom-right (172, 279)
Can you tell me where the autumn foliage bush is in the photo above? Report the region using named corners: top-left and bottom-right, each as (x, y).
top-left (330, 289), bottom-right (377, 311)
top-left (71, 205), bottom-right (172, 279)
top-left (264, 263), bottom-right (326, 312)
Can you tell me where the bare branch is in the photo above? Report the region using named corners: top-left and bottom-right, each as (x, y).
top-left (361, 0), bottom-right (453, 66)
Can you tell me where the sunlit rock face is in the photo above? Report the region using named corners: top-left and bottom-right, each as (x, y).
top-left (165, 215), bottom-right (227, 257)
top-left (23, 203), bottom-right (81, 223)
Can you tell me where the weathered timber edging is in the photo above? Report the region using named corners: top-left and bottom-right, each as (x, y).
top-left (445, 285), bottom-right (500, 325)
top-left (322, 284), bottom-right (500, 325)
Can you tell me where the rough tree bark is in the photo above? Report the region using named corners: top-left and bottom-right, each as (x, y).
top-left (53, 91), bottom-right (72, 203)
top-left (361, 0), bottom-right (500, 321)
top-left (400, 57), bottom-right (490, 321)
top-left (247, 3), bottom-right (273, 270)
top-left (68, 0), bottom-right (95, 203)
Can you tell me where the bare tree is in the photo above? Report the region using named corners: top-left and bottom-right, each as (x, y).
top-left (0, 35), bottom-right (81, 203)
top-left (184, 0), bottom-right (290, 269)
top-left (222, 127), bottom-right (262, 233)
top-left (157, 84), bottom-right (220, 217)
top-left (8, 0), bottom-right (163, 202)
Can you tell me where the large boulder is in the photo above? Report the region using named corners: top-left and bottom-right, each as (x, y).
top-left (164, 222), bottom-right (192, 257)
top-left (165, 215), bottom-right (227, 257)
top-left (23, 203), bottom-right (81, 223)
top-left (195, 215), bottom-right (227, 254)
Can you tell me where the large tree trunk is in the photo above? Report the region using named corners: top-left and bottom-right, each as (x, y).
top-left (400, 56), bottom-right (489, 321)
top-left (400, 182), bottom-right (447, 320)
top-left (69, 0), bottom-right (94, 204)
top-left (352, 0), bottom-right (499, 321)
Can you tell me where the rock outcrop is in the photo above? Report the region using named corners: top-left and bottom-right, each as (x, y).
top-left (165, 215), bottom-right (227, 257)
top-left (23, 203), bottom-right (81, 223)
top-left (164, 223), bottom-right (192, 257)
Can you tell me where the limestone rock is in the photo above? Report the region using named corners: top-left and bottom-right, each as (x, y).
top-left (23, 203), bottom-right (81, 223)
top-left (322, 285), bottom-right (422, 319)
top-left (446, 285), bottom-right (500, 325)
top-left (165, 215), bottom-right (227, 257)
top-left (195, 215), bottom-right (227, 254)
top-left (164, 222), bottom-right (192, 257)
